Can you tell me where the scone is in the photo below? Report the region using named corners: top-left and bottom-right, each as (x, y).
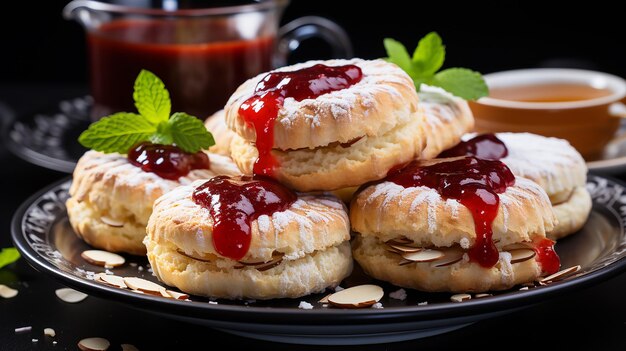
top-left (225, 58), bottom-right (427, 191)
top-left (441, 132), bottom-right (591, 239)
top-left (351, 157), bottom-right (560, 293)
top-left (203, 109), bottom-right (236, 156)
top-left (144, 176), bottom-right (352, 299)
top-left (419, 85), bottom-right (475, 159)
top-left (67, 149), bottom-right (240, 255)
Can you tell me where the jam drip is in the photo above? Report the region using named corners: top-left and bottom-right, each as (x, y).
top-left (239, 63), bottom-right (363, 177)
top-left (533, 238), bottom-right (560, 275)
top-left (386, 157), bottom-right (515, 267)
top-left (192, 176), bottom-right (297, 260)
top-left (438, 134), bottom-right (508, 160)
top-left (127, 142), bottom-right (210, 180)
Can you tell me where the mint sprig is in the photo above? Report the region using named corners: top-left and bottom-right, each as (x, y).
top-left (0, 247), bottom-right (20, 269)
top-left (384, 32), bottom-right (488, 100)
top-left (79, 70), bottom-right (215, 154)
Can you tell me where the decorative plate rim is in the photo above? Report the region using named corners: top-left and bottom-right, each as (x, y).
top-left (11, 175), bottom-right (626, 325)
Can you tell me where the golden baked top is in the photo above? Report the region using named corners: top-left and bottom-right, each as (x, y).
top-left (350, 175), bottom-right (556, 248)
top-left (147, 180), bottom-right (351, 263)
top-left (224, 58), bottom-right (420, 150)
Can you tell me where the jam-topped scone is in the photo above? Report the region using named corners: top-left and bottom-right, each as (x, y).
top-left (144, 176), bottom-right (352, 299)
top-left (419, 85), bottom-right (475, 159)
top-left (203, 109), bottom-right (236, 157)
top-left (67, 146), bottom-right (239, 255)
top-left (68, 70), bottom-right (235, 255)
top-left (440, 132), bottom-right (591, 239)
top-left (225, 59), bottom-right (427, 191)
top-left (351, 157), bottom-right (559, 292)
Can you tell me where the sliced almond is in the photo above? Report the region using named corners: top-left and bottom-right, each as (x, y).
top-left (450, 293), bottom-right (472, 302)
top-left (165, 290), bottom-right (190, 300)
top-left (387, 244), bottom-right (422, 253)
top-left (385, 246), bottom-right (403, 255)
top-left (123, 277), bottom-right (166, 295)
top-left (327, 284), bottom-right (384, 309)
top-left (318, 294), bottom-right (332, 304)
top-left (98, 275), bottom-right (127, 289)
top-left (401, 249), bottom-right (444, 263)
top-left (509, 249), bottom-right (536, 264)
top-left (81, 250), bottom-right (125, 268)
top-left (432, 248), bottom-right (464, 267)
top-left (78, 337), bottom-right (110, 351)
top-left (55, 288), bottom-right (88, 303)
top-left (539, 265), bottom-right (581, 283)
top-left (176, 250), bottom-right (213, 262)
top-left (255, 258), bottom-right (283, 272)
top-left (474, 293), bottom-right (492, 299)
top-left (44, 328), bottom-right (56, 337)
top-left (100, 216), bottom-right (124, 228)
top-left (502, 242), bottom-right (533, 251)
top-left (0, 284), bottom-right (18, 299)
top-left (121, 344), bottom-right (139, 351)
top-left (387, 237), bottom-right (413, 245)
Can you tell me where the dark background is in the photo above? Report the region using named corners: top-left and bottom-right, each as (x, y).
top-left (1, 0), bottom-right (625, 85)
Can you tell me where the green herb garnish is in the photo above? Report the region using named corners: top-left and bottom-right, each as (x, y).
top-left (79, 70), bottom-right (215, 154)
top-left (384, 32), bottom-right (488, 100)
top-left (0, 248), bottom-right (20, 269)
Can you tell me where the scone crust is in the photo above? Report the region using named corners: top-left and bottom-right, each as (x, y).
top-left (352, 235), bottom-right (541, 293)
top-left (419, 85), bottom-right (475, 159)
top-left (229, 110), bottom-right (426, 191)
top-left (145, 239), bottom-right (352, 299)
top-left (224, 59), bottom-right (420, 150)
top-left (350, 175), bottom-right (557, 248)
top-left (494, 132), bottom-right (587, 199)
top-left (67, 151), bottom-right (238, 254)
top-left (204, 109), bottom-right (237, 156)
top-left (548, 186), bottom-right (592, 240)
top-left (146, 180), bottom-right (351, 263)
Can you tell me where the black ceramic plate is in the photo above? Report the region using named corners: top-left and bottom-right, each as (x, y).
top-left (11, 175), bottom-right (626, 345)
top-left (2, 96), bottom-right (91, 173)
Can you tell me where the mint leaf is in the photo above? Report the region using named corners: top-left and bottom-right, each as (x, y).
top-left (133, 70), bottom-right (171, 124)
top-left (384, 38), bottom-right (414, 76)
top-left (412, 32), bottom-right (445, 77)
top-left (168, 113), bottom-right (215, 153)
top-left (431, 68), bottom-right (489, 100)
top-left (79, 112), bottom-right (156, 153)
top-left (150, 121), bottom-right (174, 145)
top-left (0, 248), bottom-right (20, 269)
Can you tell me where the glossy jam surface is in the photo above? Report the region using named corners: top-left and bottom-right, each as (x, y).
top-left (533, 238), bottom-right (560, 275)
top-left (438, 134), bottom-right (508, 160)
top-left (127, 142), bottom-right (210, 180)
top-left (386, 157), bottom-right (516, 267)
top-left (239, 64), bottom-right (363, 177)
top-left (192, 176), bottom-right (297, 260)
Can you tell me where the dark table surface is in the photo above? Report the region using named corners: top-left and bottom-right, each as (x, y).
top-left (2, 85), bottom-right (626, 350)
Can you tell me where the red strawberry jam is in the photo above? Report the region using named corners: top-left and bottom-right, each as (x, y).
top-left (438, 133), bottom-right (508, 160)
top-left (386, 157), bottom-right (515, 268)
top-left (192, 176), bottom-right (297, 260)
top-left (127, 142), bottom-right (210, 180)
top-left (238, 63), bottom-right (363, 177)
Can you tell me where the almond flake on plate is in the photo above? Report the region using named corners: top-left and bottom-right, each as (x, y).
top-left (474, 293), bottom-right (492, 298)
top-left (450, 293), bottom-right (471, 302)
top-left (0, 284), bottom-right (18, 299)
top-left (298, 301), bottom-right (314, 310)
top-left (81, 250), bottom-right (125, 268)
top-left (55, 288), bottom-right (88, 303)
top-left (328, 284), bottom-right (384, 308)
top-left (123, 277), bottom-right (166, 295)
top-left (15, 326), bottom-right (32, 334)
top-left (121, 344), bottom-right (139, 351)
top-left (165, 290), bottom-right (189, 300)
top-left (540, 265), bottom-right (581, 283)
top-left (98, 274), bottom-right (127, 289)
top-left (78, 337), bottom-right (110, 351)
top-left (44, 328), bottom-right (56, 337)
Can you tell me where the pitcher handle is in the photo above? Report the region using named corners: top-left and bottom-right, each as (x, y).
top-left (275, 16), bottom-right (353, 67)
